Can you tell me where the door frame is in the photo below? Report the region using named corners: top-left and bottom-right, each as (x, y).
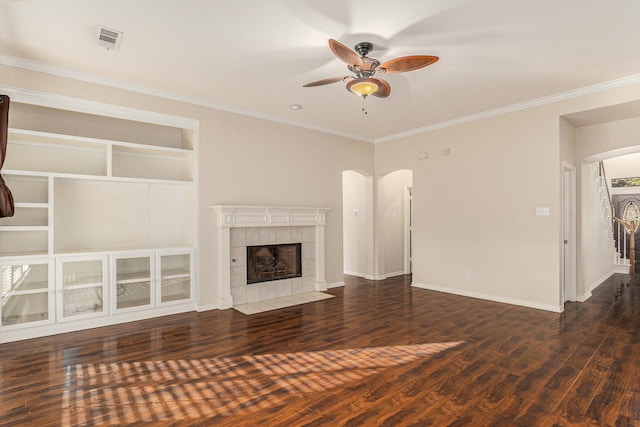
top-left (403, 186), bottom-right (413, 274)
top-left (562, 162), bottom-right (577, 303)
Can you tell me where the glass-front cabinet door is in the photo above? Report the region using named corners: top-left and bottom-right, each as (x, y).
top-left (0, 258), bottom-right (54, 328)
top-left (112, 253), bottom-right (155, 312)
top-left (56, 255), bottom-right (108, 320)
top-left (158, 250), bottom-right (194, 305)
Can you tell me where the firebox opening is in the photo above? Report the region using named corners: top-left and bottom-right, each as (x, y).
top-left (247, 243), bottom-right (302, 284)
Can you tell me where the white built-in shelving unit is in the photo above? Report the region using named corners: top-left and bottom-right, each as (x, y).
top-left (0, 94), bottom-right (198, 343)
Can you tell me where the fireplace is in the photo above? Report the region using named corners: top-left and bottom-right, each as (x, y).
top-left (211, 205), bottom-right (330, 309)
top-left (247, 243), bottom-right (302, 284)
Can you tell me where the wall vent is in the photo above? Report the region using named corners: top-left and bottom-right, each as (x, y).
top-left (97, 26), bottom-right (123, 50)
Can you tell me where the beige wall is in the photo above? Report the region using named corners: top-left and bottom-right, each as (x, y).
top-left (376, 108), bottom-right (561, 310)
top-left (0, 65), bottom-right (374, 308)
top-left (604, 153), bottom-right (640, 180)
top-left (376, 80), bottom-right (640, 311)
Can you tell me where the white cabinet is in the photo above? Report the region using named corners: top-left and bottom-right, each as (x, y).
top-left (0, 258), bottom-right (54, 328)
top-left (112, 252), bottom-right (155, 312)
top-left (110, 249), bottom-right (194, 311)
top-left (158, 249), bottom-right (194, 305)
top-left (0, 98), bottom-right (198, 343)
top-left (56, 255), bottom-right (108, 320)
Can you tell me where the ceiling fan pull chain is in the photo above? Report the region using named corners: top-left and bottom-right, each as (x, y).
top-left (362, 96), bottom-right (368, 114)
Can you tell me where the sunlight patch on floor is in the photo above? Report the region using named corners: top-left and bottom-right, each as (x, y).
top-left (60, 341), bottom-right (465, 424)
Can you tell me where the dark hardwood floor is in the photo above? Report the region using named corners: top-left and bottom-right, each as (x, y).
top-left (2, 273), bottom-right (640, 426)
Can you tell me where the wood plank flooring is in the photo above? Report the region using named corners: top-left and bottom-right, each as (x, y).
top-left (1, 273), bottom-right (640, 426)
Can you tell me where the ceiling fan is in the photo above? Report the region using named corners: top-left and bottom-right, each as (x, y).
top-left (303, 39), bottom-right (439, 113)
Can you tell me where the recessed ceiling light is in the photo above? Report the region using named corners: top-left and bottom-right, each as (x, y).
top-left (289, 104), bottom-right (303, 111)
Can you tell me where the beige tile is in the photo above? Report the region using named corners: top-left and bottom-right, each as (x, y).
top-left (246, 285), bottom-right (260, 303)
top-left (302, 226), bottom-right (315, 243)
top-left (246, 228), bottom-right (260, 245)
top-left (275, 227), bottom-right (292, 244)
top-left (230, 228), bottom-right (246, 246)
top-left (303, 259), bottom-right (315, 277)
top-left (230, 265), bottom-right (246, 287)
top-left (291, 277), bottom-right (304, 295)
top-left (230, 286), bottom-right (247, 305)
top-left (233, 292), bottom-right (335, 315)
top-left (276, 279), bottom-right (292, 297)
top-left (259, 227), bottom-right (276, 244)
top-left (302, 242), bottom-right (315, 260)
top-left (259, 281), bottom-right (277, 300)
top-left (230, 246), bottom-right (246, 267)
top-left (290, 227), bottom-right (303, 242)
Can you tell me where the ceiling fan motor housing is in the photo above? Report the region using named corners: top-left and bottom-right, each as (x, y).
top-left (354, 42), bottom-right (374, 57)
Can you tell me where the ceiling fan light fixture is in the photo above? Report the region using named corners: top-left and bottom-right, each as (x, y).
top-left (347, 78), bottom-right (380, 97)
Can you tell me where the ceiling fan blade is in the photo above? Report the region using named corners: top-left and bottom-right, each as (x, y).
top-left (378, 55), bottom-right (439, 74)
top-left (303, 76), bottom-right (348, 87)
top-left (373, 79), bottom-right (391, 98)
top-left (328, 39), bottom-right (364, 68)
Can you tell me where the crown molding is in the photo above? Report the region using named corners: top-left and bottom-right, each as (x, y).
top-left (0, 55), bottom-right (373, 144)
top-left (3, 54), bottom-right (640, 145)
top-left (375, 73), bottom-right (640, 143)
top-left (0, 84), bottom-right (199, 129)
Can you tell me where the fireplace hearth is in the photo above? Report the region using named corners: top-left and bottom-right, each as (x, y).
top-left (247, 243), bottom-right (302, 284)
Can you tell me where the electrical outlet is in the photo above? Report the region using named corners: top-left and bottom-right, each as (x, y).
top-left (466, 271), bottom-right (472, 279)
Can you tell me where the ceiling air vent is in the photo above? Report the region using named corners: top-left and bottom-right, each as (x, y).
top-left (97, 25), bottom-right (123, 50)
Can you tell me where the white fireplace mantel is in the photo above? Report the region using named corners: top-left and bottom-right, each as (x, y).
top-left (211, 205), bottom-right (330, 309)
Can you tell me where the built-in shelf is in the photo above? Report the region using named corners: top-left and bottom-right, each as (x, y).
top-left (0, 97), bottom-right (198, 343)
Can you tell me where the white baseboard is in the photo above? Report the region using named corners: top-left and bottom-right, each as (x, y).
top-left (576, 291), bottom-right (592, 303)
top-left (380, 271), bottom-right (405, 280)
top-left (343, 271), bottom-right (407, 281)
top-left (591, 270), bottom-right (615, 292)
top-left (576, 269), bottom-right (615, 302)
top-left (615, 263), bottom-right (630, 274)
top-left (196, 303), bottom-right (219, 312)
top-left (411, 282), bottom-right (562, 313)
top-left (0, 302), bottom-right (196, 344)
top-left (327, 281), bottom-right (345, 289)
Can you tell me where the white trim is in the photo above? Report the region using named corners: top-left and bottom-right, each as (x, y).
top-left (590, 270), bottom-right (616, 292)
top-left (344, 271), bottom-right (407, 280)
top-left (611, 186), bottom-right (640, 195)
top-left (4, 55), bottom-right (640, 145)
top-left (411, 282), bottom-right (563, 313)
top-left (211, 205), bottom-right (329, 228)
top-left (327, 281), bottom-right (345, 289)
top-left (0, 56), bottom-right (371, 143)
top-left (0, 302), bottom-right (195, 344)
top-left (615, 263), bottom-right (631, 274)
top-left (577, 291), bottom-right (593, 303)
top-left (561, 162), bottom-right (577, 303)
top-left (380, 271), bottom-right (406, 280)
top-left (375, 73), bottom-right (640, 143)
top-left (195, 303), bottom-right (219, 312)
top-left (0, 84), bottom-right (198, 130)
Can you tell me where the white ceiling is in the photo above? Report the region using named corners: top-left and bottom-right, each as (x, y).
top-left (1, 0), bottom-right (640, 142)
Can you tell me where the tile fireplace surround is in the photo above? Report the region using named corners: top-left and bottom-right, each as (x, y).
top-left (211, 206), bottom-right (330, 309)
